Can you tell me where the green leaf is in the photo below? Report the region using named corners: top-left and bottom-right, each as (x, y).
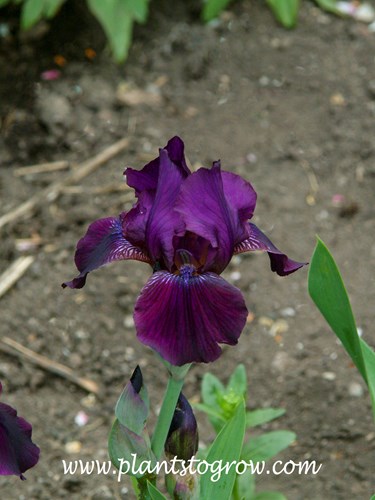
top-left (193, 403), bottom-right (226, 422)
top-left (108, 419), bottom-right (155, 477)
top-left (202, 372), bottom-right (225, 406)
top-left (21, 0), bottom-right (44, 29)
top-left (127, 0), bottom-right (148, 23)
top-left (202, 0), bottom-right (233, 22)
top-left (313, 0), bottom-right (340, 14)
top-left (246, 408), bottom-right (285, 428)
top-left (147, 481), bottom-right (167, 500)
top-left (201, 372), bottom-right (225, 431)
top-left (44, 0), bottom-right (65, 18)
top-left (308, 238), bottom-right (366, 376)
top-left (227, 363), bottom-right (247, 398)
top-left (242, 430), bottom-right (296, 463)
top-left (0, 0), bottom-right (11, 8)
top-left (87, 0), bottom-right (135, 62)
top-left (266, 0), bottom-right (300, 28)
top-left (252, 493), bottom-right (287, 500)
top-left (308, 238), bottom-right (375, 421)
top-left (20, 0), bottom-right (65, 29)
top-left (200, 400), bottom-right (246, 499)
top-left (235, 468), bottom-right (255, 500)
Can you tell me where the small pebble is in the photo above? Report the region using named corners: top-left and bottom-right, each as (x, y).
top-left (124, 315), bottom-right (135, 328)
top-left (65, 441), bottom-right (82, 454)
top-left (259, 75), bottom-right (270, 87)
top-left (229, 271), bottom-right (241, 281)
top-left (281, 307), bottom-right (296, 317)
top-left (322, 371), bottom-right (336, 381)
top-left (348, 382), bottom-right (364, 397)
top-left (74, 411), bottom-right (89, 427)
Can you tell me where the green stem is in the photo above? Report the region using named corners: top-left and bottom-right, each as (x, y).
top-left (151, 375), bottom-right (185, 460)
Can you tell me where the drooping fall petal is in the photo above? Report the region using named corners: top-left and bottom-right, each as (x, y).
top-left (234, 223), bottom-right (307, 276)
top-left (134, 268), bottom-right (248, 366)
top-left (62, 216), bottom-right (150, 289)
top-left (0, 383), bottom-right (40, 479)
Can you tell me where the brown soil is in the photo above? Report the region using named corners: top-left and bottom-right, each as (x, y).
top-left (0, 1), bottom-right (374, 499)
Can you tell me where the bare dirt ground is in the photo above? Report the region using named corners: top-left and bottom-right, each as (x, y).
top-left (0, 1), bottom-right (374, 498)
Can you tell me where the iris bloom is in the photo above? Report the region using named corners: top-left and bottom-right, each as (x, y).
top-left (63, 137), bottom-right (305, 366)
top-left (0, 382), bottom-right (40, 479)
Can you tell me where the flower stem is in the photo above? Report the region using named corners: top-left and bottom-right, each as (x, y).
top-left (151, 375), bottom-right (185, 460)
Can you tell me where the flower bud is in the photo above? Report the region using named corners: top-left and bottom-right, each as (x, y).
top-left (165, 393), bottom-right (198, 461)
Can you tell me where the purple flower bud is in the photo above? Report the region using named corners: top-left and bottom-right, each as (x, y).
top-left (0, 382), bottom-right (40, 479)
top-left (165, 393), bottom-right (198, 461)
top-left (115, 366), bottom-right (149, 436)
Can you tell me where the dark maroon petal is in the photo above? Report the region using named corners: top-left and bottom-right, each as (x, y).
top-left (234, 223), bottom-right (307, 276)
top-left (145, 149), bottom-right (185, 268)
top-left (62, 216), bottom-right (151, 289)
top-left (122, 190), bottom-right (154, 247)
top-left (221, 169), bottom-right (257, 243)
top-left (0, 397), bottom-right (40, 478)
top-left (175, 163), bottom-right (235, 274)
top-left (164, 136), bottom-right (190, 176)
top-left (134, 269), bottom-right (248, 366)
top-left (125, 136), bottom-right (190, 195)
top-left (165, 393), bottom-right (198, 460)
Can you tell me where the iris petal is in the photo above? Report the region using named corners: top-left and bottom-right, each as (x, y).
top-left (0, 384), bottom-right (40, 478)
top-left (145, 149), bottom-right (186, 268)
top-left (125, 136), bottom-right (190, 196)
top-left (221, 169), bottom-right (257, 243)
top-left (134, 269), bottom-right (248, 366)
top-left (62, 216), bottom-right (150, 289)
top-left (234, 223), bottom-right (307, 276)
top-left (175, 163), bottom-right (235, 274)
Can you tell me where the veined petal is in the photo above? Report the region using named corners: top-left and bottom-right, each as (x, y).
top-left (175, 163), bottom-right (235, 273)
top-left (0, 384), bottom-right (40, 478)
top-left (145, 149), bottom-right (185, 268)
top-left (221, 169), bottom-right (257, 243)
top-left (125, 136), bottom-right (190, 195)
top-left (234, 223), bottom-right (307, 276)
top-left (134, 269), bottom-right (248, 366)
top-left (62, 216), bottom-right (151, 289)
top-left (122, 190), bottom-right (154, 247)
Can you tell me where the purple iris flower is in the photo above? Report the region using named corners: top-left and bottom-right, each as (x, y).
top-left (0, 382), bottom-right (40, 479)
top-left (63, 136), bottom-right (306, 366)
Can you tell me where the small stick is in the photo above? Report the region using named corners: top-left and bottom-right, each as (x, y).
top-left (0, 137), bottom-right (130, 230)
top-left (0, 256), bottom-right (34, 299)
top-left (0, 337), bottom-right (100, 395)
top-left (61, 183), bottom-right (131, 195)
top-left (14, 161), bottom-right (70, 177)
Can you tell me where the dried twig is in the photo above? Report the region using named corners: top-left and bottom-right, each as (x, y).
top-left (61, 183), bottom-right (131, 196)
top-left (0, 137), bottom-right (130, 230)
top-left (0, 337), bottom-right (99, 395)
top-left (14, 161), bottom-right (70, 177)
top-left (0, 256), bottom-right (34, 299)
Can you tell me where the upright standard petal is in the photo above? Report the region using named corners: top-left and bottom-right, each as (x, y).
top-left (134, 268), bottom-right (248, 366)
top-left (145, 149), bottom-right (186, 268)
top-left (125, 136), bottom-right (190, 196)
top-left (0, 383), bottom-right (40, 479)
top-left (62, 216), bottom-right (151, 289)
top-left (234, 223), bottom-right (307, 276)
top-left (221, 169), bottom-right (257, 244)
top-left (175, 163), bottom-right (235, 274)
